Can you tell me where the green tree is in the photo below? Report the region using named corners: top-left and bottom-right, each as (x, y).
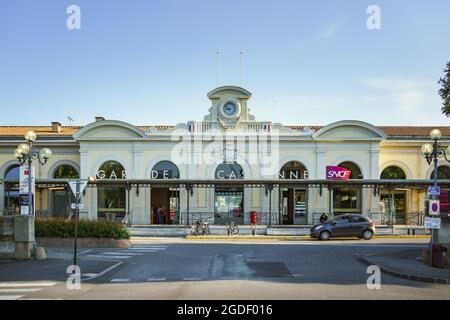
top-left (438, 60), bottom-right (450, 116)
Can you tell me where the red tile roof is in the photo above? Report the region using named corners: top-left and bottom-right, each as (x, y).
top-left (0, 125), bottom-right (448, 138)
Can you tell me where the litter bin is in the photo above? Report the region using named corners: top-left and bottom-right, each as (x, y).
top-left (431, 244), bottom-right (447, 268)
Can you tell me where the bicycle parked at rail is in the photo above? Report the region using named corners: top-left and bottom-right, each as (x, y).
top-left (191, 216), bottom-right (211, 236)
top-left (226, 220), bottom-right (239, 236)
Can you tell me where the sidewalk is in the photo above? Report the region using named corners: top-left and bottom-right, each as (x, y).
top-left (359, 250), bottom-right (450, 285)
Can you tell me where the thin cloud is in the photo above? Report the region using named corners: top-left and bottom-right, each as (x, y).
top-left (319, 19), bottom-right (341, 38)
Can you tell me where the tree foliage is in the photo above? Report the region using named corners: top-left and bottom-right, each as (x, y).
top-left (438, 60), bottom-right (450, 116)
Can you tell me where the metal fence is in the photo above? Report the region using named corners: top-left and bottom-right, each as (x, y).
top-left (180, 211), bottom-right (278, 226)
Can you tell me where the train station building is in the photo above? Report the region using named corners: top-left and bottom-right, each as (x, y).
top-left (0, 86), bottom-right (449, 225)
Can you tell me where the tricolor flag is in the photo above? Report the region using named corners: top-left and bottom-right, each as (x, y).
top-left (261, 123), bottom-right (272, 132)
top-left (188, 123), bottom-right (196, 132)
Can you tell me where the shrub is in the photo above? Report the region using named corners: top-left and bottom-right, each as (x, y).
top-left (35, 218), bottom-right (130, 240)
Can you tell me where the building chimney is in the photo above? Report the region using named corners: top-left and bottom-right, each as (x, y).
top-left (51, 122), bottom-right (62, 133)
top-left (95, 116), bottom-right (105, 122)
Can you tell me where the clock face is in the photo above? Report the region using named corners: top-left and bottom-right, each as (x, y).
top-left (222, 102), bottom-right (237, 117)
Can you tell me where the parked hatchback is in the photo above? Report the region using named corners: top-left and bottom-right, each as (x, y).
top-left (310, 214), bottom-right (375, 240)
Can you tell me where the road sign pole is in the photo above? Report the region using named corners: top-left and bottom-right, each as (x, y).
top-left (73, 180), bottom-right (80, 271)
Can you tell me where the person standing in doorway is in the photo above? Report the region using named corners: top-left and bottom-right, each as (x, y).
top-left (157, 205), bottom-right (166, 225)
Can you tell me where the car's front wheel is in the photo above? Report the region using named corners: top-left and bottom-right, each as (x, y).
top-left (319, 231), bottom-right (331, 241)
top-left (362, 230), bottom-right (373, 240)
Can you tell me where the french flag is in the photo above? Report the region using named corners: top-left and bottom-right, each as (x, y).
top-left (188, 123), bottom-right (196, 132)
top-left (262, 124), bottom-right (272, 132)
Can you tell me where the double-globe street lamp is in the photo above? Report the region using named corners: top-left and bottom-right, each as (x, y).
top-left (14, 130), bottom-right (52, 216)
top-left (421, 128), bottom-right (450, 246)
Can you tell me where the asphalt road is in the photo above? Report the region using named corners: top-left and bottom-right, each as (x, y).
top-left (1, 238), bottom-right (449, 300)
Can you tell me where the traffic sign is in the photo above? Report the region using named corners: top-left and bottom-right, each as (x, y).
top-left (428, 186), bottom-right (441, 196)
top-left (68, 181), bottom-right (88, 200)
top-left (429, 200), bottom-right (440, 216)
top-left (424, 217), bottom-right (441, 229)
top-left (71, 203), bottom-right (84, 210)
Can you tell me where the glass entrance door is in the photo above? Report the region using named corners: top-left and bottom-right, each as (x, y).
top-left (214, 189), bottom-right (244, 225)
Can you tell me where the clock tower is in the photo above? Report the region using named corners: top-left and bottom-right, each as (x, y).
top-left (204, 86), bottom-right (255, 129)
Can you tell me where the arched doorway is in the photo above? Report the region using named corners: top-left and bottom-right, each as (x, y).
top-left (380, 166), bottom-right (407, 224)
top-left (430, 165), bottom-right (450, 215)
top-left (96, 161), bottom-right (126, 223)
top-left (333, 162), bottom-right (362, 215)
top-left (4, 165), bottom-right (20, 215)
top-left (150, 161), bottom-right (180, 225)
top-left (214, 163), bottom-right (244, 225)
top-left (279, 161), bottom-right (308, 225)
top-left (51, 164), bottom-right (79, 218)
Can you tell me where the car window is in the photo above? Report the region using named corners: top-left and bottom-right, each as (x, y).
top-left (335, 216), bottom-right (350, 225)
top-left (352, 216), bottom-right (367, 223)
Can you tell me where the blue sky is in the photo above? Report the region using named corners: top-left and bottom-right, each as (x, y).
top-left (0, 0), bottom-right (449, 126)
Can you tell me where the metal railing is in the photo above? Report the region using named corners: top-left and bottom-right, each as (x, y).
top-left (180, 211), bottom-right (278, 226)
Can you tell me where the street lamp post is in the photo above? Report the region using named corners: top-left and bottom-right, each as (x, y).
top-left (421, 129), bottom-right (450, 247)
top-left (14, 130), bottom-right (52, 216)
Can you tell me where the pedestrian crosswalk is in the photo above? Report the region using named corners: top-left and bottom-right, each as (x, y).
top-left (84, 245), bottom-right (168, 260)
top-left (0, 281), bottom-right (58, 300)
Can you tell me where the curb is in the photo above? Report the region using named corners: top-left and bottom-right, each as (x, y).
top-left (185, 235), bottom-right (430, 241)
top-left (358, 255), bottom-right (450, 285)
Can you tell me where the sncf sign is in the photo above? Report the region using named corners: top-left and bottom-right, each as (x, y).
top-left (326, 166), bottom-right (351, 180)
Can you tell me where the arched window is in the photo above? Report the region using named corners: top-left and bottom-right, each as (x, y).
top-left (4, 165), bottom-right (20, 215)
top-left (430, 166), bottom-right (450, 180)
top-left (338, 161), bottom-right (363, 179)
top-left (96, 161), bottom-right (126, 180)
top-left (54, 165), bottom-right (79, 179)
top-left (380, 166), bottom-right (406, 180)
top-left (51, 164), bottom-right (79, 217)
top-left (5, 165), bottom-right (20, 180)
top-left (151, 161), bottom-right (179, 179)
top-left (97, 161), bottom-right (126, 223)
top-left (333, 162), bottom-right (362, 214)
top-left (279, 161), bottom-right (308, 179)
top-left (215, 163), bottom-right (244, 179)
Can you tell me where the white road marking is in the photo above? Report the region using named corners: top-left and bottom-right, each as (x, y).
top-left (78, 249), bottom-right (93, 255)
top-left (183, 278), bottom-right (202, 281)
top-left (19, 298), bottom-right (63, 300)
top-left (83, 261), bottom-right (124, 281)
top-left (0, 295), bottom-right (24, 300)
top-left (129, 247), bottom-right (167, 250)
top-left (111, 278), bottom-right (130, 283)
top-left (147, 278), bottom-right (167, 282)
top-left (86, 254), bottom-right (132, 259)
top-left (82, 273), bottom-right (98, 277)
top-left (0, 282), bottom-right (57, 288)
top-left (101, 252), bottom-right (143, 256)
top-left (0, 288), bottom-right (41, 293)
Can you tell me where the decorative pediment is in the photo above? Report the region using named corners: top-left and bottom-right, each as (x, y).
top-left (73, 120), bottom-right (147, 141)
top-left (313, 120), bottom-right (387, 141)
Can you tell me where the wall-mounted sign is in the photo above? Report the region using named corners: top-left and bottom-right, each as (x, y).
top-left (429, 200), bottom-right (440, 216)
top-left (96, 170), bottom-right (127, 180)
top-left (326, 166), bottom-right (351, 180)
top-left (424, 217), bottom-right (441, 229)
top-left (215, 163), bottom-right (244, 179)
top-left (279, 170), bottom-right (309, 180)
top-left (151, 161), bottom-right (180, 179)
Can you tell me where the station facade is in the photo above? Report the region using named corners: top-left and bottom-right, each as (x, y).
top-left (0, 86), bottom-right (449, 225)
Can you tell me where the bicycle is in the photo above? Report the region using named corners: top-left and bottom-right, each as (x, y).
top-left (191, 217), bottom-right (211, 236)
top-left (226, 220), bottom-right (239, 236)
